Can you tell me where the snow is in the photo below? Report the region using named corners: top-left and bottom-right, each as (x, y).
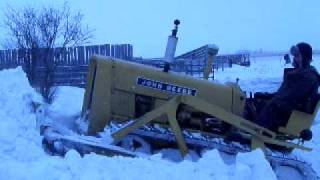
top-left (46, 86), bottom-right (85, 131)
top-left (215, 57), bottom-right (289, 94)
top-left (236, 150), bottom-right (276, 179)
top-left (0, 56), bottom-right (319, 180)
top-left (49, 86), bottom-right (84, 117)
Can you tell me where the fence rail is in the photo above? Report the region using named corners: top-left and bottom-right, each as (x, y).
top-left (0, 44), bottom-right (133, 68)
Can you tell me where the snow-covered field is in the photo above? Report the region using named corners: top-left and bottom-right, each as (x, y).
top-left (0, 56), bottom-right (319, 180)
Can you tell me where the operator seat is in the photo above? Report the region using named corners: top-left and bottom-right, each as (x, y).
top-left (278, 93), bottom-right (320, 141)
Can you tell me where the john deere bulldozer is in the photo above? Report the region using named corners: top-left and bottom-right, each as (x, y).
top-left (39, 21), bottom-right (320, 179)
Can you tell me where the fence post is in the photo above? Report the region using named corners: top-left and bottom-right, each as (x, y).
top-left (77, 46), bottom-right (85, 65)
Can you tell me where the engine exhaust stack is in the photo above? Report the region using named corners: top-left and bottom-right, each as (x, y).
top-left (163, 19), bottom-right (180, 72)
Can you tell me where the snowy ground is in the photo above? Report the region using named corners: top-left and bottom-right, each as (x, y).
top-left (0, 56), bottom-right (319, 180)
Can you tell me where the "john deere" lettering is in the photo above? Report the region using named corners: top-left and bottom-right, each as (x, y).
top-left (136, 77), bottom-right (197, 96)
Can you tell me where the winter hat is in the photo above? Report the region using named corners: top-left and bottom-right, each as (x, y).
top-left (296, 42), bottom-right (313, 65)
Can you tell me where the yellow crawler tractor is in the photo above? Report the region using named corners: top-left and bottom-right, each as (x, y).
top-left (40, 20), bottom-right (320, 179)
top-left (82, 55), bottom-right (319, 155)
top-left (41, 54), bottom-right (319, 179)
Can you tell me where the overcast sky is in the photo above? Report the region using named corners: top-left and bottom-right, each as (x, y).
top-left (0, 0), bottom-right (319, 57)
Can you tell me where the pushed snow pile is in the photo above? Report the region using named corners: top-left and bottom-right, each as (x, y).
top-left (0, 67), bottom-right (42, 117)
top-left (38, 149), bottom-right (274, 180)
top-left (49, 86), bottom-right (84, 117)
top-left (0, 67), bottom-right (42, 143)
top-left (0, 67), bottom-right (45, 178)
top-left (47, 86), bottom-right (84, 131)
top-left (236, 150), bottom-right (276, 179)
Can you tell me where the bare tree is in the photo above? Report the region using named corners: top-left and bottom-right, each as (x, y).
top-left (3, 2), bottom-right (93, 103)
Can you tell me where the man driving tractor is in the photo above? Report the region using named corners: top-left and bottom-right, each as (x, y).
top-left (246, 42), bottom-right (320, 131)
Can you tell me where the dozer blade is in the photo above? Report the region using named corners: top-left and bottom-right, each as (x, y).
top-left (41, 125), bottom-right (137, 158)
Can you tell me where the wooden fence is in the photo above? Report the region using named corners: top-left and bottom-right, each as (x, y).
top-left (0, 44), bottom-right (133, 88)
top-left (0, 43), bottom-right (250, 88)
top-left (0, 44), bottom-right (133, 69)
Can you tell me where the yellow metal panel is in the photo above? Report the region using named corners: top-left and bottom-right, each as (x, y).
top-left (110, 90), bottom-right (135, 119)
top-left (280, 111), bottom-right (316, 136)
top-left (279, 98), bottom-right (320, 136)
top-left (251, 136), bottom-right (265, 150)
top-left (86, 56), bottom-right (113, 135)
top-left (112, 58), bottom-right (234, 113)
top-left (81, 58), bottom-right (97, 115)
top-left (84, 56), bottom-right (245, 136)
top-left (225, 82), bottom-right (246, 116)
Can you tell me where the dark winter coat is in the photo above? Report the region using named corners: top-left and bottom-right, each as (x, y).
top-left (255, 66), bottom-right (320, 130)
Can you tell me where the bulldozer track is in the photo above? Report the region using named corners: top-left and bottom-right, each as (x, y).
top-left (110, 123), bottom-right (319, 180)
top-left (41, 122), bottom-right (319, 180)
